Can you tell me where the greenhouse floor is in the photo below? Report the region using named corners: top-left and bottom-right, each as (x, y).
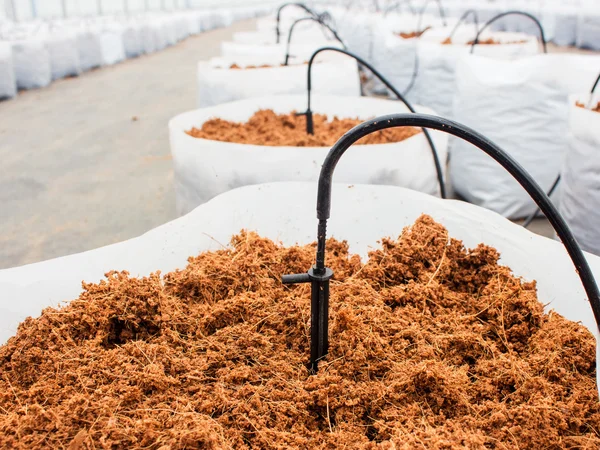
top-left (0, 24), bottom-right (568, 269)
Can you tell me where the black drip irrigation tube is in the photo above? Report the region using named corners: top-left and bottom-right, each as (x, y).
top-left (416, 0), bottom-right (447, 32)
top-left (282, 113), bottom-right (600, 373)
top-left (299, 46), bottom-right (447, 199)
top-left (446, 9), bottom-right (479, 43)
top-left (523, 71), bottom-right (600, 228)
top-left (470, 10), bottom-right (547, 54)
top-left (283, 17), bottom-right (346, 66)
top-left (384, 0), bottom-right (416, 16)
top-left (275, 2), bottom-right (319, 44)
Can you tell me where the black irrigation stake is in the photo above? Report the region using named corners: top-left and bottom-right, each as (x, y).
top-left (300, 46), bottom-right (447, 199)
top-left (283, 17), bottom-right (346, 66)
top-left (524, 71), bottom-right (600, 228)
top-left (470, 11), bottom-right (547, 54)
top-left (446, 9), bottom-right (479, 42)
top-left (282, 113), bottom-right (600, 373)
top-left (275, 2), bottom-right (319, 44)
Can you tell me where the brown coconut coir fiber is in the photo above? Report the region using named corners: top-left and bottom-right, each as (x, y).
top-left (576, 101), bottom-right (600, 113)
top-left (397, 27), bottom-right (431, 39)
top-left (441, 38), bottom-right (528, 45)
top-left (1, 216), bottom-right (599, 449)
top-left (186, 110), bottom-right (421, 147)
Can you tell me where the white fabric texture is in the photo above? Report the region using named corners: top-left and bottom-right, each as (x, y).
top-left (45, 33), bottom-right (82, 80)
top-left (0, 182), bottom-right (598, 394)
top-left (76, 31), bottom-right (103, 71)
top-left (559, 95), bottom-right (600, 256)
top-left (169, 94), bottom-right (448, 216)
top-left (11, 38), bottom-right (52, 90)
top-left (450, 54), bottom-right (600, 219)
top-left (0, 41), bottom-right (16, 98)
top-left (196, 56), bottom-right (360, 107)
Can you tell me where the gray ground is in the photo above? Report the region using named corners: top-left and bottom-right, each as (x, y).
top-left (1, 27), bottom-right (571, 270)
top-left (0, 19), bottom-right (257, 270)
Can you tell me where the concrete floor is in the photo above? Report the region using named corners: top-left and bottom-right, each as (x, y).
top-left (0, 19), bottom-right (257, 270)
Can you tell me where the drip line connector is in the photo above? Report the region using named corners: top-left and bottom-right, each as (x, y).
top-left (282, 113), bottom-right (600, 373)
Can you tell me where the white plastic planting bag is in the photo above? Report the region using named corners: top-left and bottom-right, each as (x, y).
top-left (45, 33), bottom-right (82, 80)
top-left (451, 54), bottom-right (600, 219)
top-left (196, 57), bottom-right (360, 107)
top-left (11, 38), bottom-right (52, 90)
top-left (169, 94), bottom-right (448, 216)
top-left (576, 6), bottom-right (600, 51)
top-left (0, 42), bottom-right (17, 99)
top-left (559, 95), bottom-right (600, 256)
top-left (0, 182), bottom-right (598, 393)
top-left (122, 24), bottom-right (144, 58)
top-left (221, 39), bottom-right (342, 61)
top-left (76, 31), bottom-right (103, 72)
top-left (96, 28), bottom-right (126, 65)
top-left (411, 29), bottom-right (539, 117)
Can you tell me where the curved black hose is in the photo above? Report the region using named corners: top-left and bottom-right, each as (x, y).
top-left (417, 0), bottom-right (447, 32)
top-left (522, 175), bottom-right (561, 228)
top-left (275, 3), bottom-right (318, 43)
top-left (303, 47), bottom-right (447, 199)
top-left (384, 0), bottom-right (416, 16)
top-left (312, 113), bottom-right (600, 332)
top-left (470, 11), bottom-right (547, 54)
top-left (284, 17), bottom-right (346, 66)
top-left (447, 9), bottom-right (479, 42)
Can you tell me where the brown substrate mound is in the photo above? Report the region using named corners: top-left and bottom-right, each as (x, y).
top-left (442, 37), bottom-right (528, 45)
top-left (397, 27), bottom-right (431, 39)
top-left (1, 216), bottom-right (599, 449)
top-left (576, 101), bottom-right (600, 113)
top-left (186, 110), bottom-right (421, 146)
top-left (224, 62), bottom-right (309, 70)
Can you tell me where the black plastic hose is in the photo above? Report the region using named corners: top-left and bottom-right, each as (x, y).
top-left (283, 17), bottom-right (346, 66)
top-left (303, 46), bottom-right (447, 199)
top-left (275, 2), bottom-right (319, 43)
top-left (470, 11), bottom-right (547, 54)
top-left (446, 9), bottom-right (479, 43)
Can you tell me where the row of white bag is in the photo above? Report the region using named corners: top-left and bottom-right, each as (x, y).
top-left (0, 6), bottom-right (269, 100)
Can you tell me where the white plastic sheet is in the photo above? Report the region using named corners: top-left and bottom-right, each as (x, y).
top-left (1, 182), bottom-right (598, 394)
top-left (11, 38), bottom-right (52, 90)
top-left (451, 54), bottom-right (600, 219)
top-left (412, 29), bottom-right (539, 118)
top-left (169, 94), bottom-right (448, 216)
top-left (559, 95), bottom-right (600, 256)
top-left (0, 41), bottom-right (16, 99)
top-left (196, 56), bottom-right (360, 107)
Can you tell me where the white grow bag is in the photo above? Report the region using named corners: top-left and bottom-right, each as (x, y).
top-left (45, 33), bottom-right (82, 80)
top-left (196, 56), bottom-right (360, 107)
top-left (451, 54), bottom-right (600, 219)
top-left (0, 42), bottom-right (16, 99)
top-left (559, 95), bottom-right (600, 256)
top-left (169, 94), bottom-right (448, 216)
top-left (95, 27), bottom-right (126, 66)
top-left (576, 7), bottom-right (600, 51)
top-left (220, 39), bottom-right (342, 61)
top-left (0, 182), bottom-right (598, 393)
top-left (76, 31), bottom-right (103, 72)
top-left (411, 29), bottom-right (539, 118)
top-left (11, 38), bottom-right (52, 90)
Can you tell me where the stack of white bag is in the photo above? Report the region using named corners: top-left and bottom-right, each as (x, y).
top-left (451, 54), bottom-right (600, 219)
top-left (1, 183), bottom-right (598, 390)
top-left (411, 27), bottom-right (539, 117)
top-left (0, 41), bottom-right (16, 99)
top-left (196, 54), bottom-right (360, 107)
top-left (169, 94), bottom-right (448, 216)
top-left (559, 94), bottom-right (600, 256)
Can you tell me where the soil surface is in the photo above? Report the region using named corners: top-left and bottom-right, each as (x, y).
top-left (0, 216), bottom-right (598, 449)
top-left (186, 110), bottom-right (421, 147)
top-left (576, 101), bottom-right (600, 112)
top-left (442, 37), bottom-right (528, 45)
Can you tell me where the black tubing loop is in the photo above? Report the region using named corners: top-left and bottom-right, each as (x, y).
top-left (447, 9), bottom-right (479, 43)
top-left (305, 46), bottom-right (447, 199)
top-left (522, 175), bottom-right (561, 228)
top-left (314, 113), bottom-right (600, 332)
top-left (591, 73), bottom-right (600, 94)
top-left (275, 2), bottom-right (319, 43)
top-left (384, 0), bottom-right (416, 16)
top-left (284, 17), bottom-right (346, 66)
top-left (417, 0), bottom-right (447, 32)
top-left (470, 11), bottom-right (547, 54)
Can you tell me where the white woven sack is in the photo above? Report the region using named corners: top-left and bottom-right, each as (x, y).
top-left (122, 24), bottom-right (144, 58)
top-left (11, 38), bottom-right (52, 90)
top-left (0, 42), bottom-right (16, 99)
top-left (76, 31), bottom-right (103, 71)
top-left (576, 7), bottom-right (600, 51)
top-left (221, 40), bottom-right (342, 61)
top-left (45, 33), bottom-right (82, 80)
top-left (96, 29), bottom-right (126, 65)
top-left (450, 54), bottom-right (600, 219)
top-left (559, 95), bottom-right (600, 256)
top-left (196, 56), bottom-right (360, 107)
top-left (169, 94), bottom-right (448, 215)
top-left (412, 29), bottom-right (539, 118)
top-left (0, 182), bottom-right (598, 395)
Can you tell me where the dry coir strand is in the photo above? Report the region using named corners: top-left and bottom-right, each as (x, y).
top-left (1, 216), bottom-right (599, 449)
top-left (186, 109), bottom-right (421, 147)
